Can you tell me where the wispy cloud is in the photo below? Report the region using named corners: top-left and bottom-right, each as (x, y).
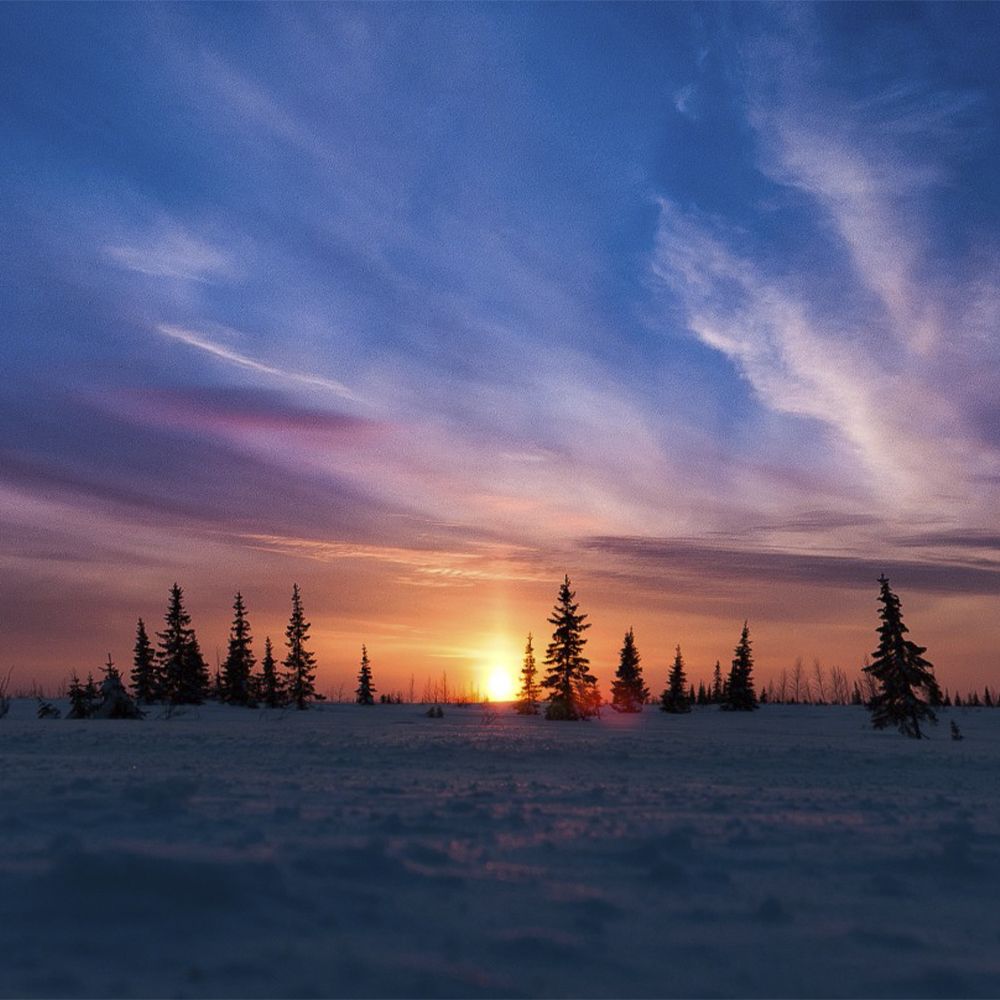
top-left (105, 227), bottom-right (237, 283)
top-left (156, 324), bottom-right (359, 401)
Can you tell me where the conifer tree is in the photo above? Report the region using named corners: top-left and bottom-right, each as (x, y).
top-left (180, 632), bottom-right (211, 704)
top-left (95, 653), bottom-right (144, 719)
top-left (610, 628), bottom-right (648, 713)
top-left (660, 645), bottom-right (692, 713)
top-left (711, 660), bottom-right (723, 703)
top-left (258, 636), bottom-right (284, 708)
top-left (156, 584), bottom-right (191, 703)
top-left (130, 618), bottom-right (156, 703)
top-left (221, 591), bottom-right (256, 706)
top-left (697, 681), bottom-right (708, 705)
top-left (863, 575), bottom-right (940, 739)
top-left (356, 644), bottom-right (376, 705)
top-left (541, 576), bottom-right (595, 720)
top-left (284, 584), bottom-right (317, 710)
top-left (515, 632), bottom-right (541, 715)
top-left (722, 622), bottom-right (757, 711)
top-left (67, 672), bottom-right (95, 719)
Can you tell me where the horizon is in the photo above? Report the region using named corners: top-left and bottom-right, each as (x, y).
top-left (3, 4), bottom-right (999, 694)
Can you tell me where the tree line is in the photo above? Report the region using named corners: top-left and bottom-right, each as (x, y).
top-left (30, 571), bottom-right (972, 739)
top-left (513, 573), bottom-right (953, 739)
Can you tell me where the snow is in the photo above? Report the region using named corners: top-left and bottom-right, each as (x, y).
top-left (1, 701), bottom-right (999, 998)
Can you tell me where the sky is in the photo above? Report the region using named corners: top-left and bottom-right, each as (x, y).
top-left (2, 2), bottom-right (999, 697)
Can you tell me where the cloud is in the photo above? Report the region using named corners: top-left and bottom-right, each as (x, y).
top-left (674, 83), bottom-right (699, 119)
top-left (156, 324), bottom-right (359, 401)
top-left (104, 227), bottom-right (237, 283)
top-left (586, 535), bottom-right (1000, 597)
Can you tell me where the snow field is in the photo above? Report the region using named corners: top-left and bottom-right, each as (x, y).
top-left (1, 701), bottom-right (998, 998)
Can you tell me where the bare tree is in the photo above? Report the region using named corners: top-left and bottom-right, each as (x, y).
top-left (0, 667), bottom-right (12, 719)
top-left (829, 665), bottom-right (850, 705)
top-left (812, 659), bottom-right (828, 704)
top-left (791, 657), bottom-right (805, 703)
top-left (776, 668), bottom-right (788, 704)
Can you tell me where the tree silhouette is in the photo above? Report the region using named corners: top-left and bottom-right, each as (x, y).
top-left (156, 584), bottom-right (208, 704)
top-left (221, 591), bottom-right (256, 706)
top-left (722, 622), bottom-right (757, 711)
top-left (660, 644), bottom-right (692, 713)
top-left (258, 635), bottom-right (284, 708)
top-left (515, 632), bottom-right (541, 715)
top-left (711, 660), bottom-right (723, 703)
top-left (863, 575), bottom-right (940, 738)
top-left (284, 584), bottom-right (317, 710)
top-left (356, 644), bottom-right (376, 705)
top-left (541, 576), bottom-right (595, 720)
top-left (130, 618), bottom-right (156, 703)
top-left (611, 627), bottom-right (648, 713)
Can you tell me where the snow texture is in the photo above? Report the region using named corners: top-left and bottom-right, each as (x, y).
top-left (1, 701), bottom-right (998, 998)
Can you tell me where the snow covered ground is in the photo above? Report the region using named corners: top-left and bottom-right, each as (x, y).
top-left (1, 700), bottom-right (998, 998)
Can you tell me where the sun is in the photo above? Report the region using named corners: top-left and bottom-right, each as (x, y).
top-left (485, 665), bottom-right (518, 702)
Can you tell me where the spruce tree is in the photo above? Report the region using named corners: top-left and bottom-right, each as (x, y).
top-left (722, 622), bottom-right (757, 711)
top-left (258, 635), bottom-right (284, 708)
top-left (541, 575), bottom-right (595, 720)
top-left (660, 645), bottom-right (692, 713)
top-left (67, 672), bottom-right (94, 719)
top-left (711, 660), bottom-right (723, 703)
top-left (356, 644), bottom-right (376, 705)
top-left (610, 627), bottom-right (648, 713)
top-left (221, 591), bottom-right (256, 706)
top-left (156, 584), bottom-right (193, 704)
top-left (514, 632), bottom-right (541, 715)
top-left (130, 618), bottom-right (156, 704)
top-left (863, 575), bottom-right (940, 739)
top-left (284, 584), bottom-right (317, 710)
top-left (180, 632), bottom-right (210, 705)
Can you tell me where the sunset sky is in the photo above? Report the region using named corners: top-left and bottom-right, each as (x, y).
top-left (2, 3), bottom-right (999, 696)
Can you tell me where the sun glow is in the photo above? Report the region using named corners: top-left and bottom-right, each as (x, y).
top-left (485, 665), bottom-right (518, 702)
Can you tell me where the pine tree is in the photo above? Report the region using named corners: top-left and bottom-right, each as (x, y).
top-left (660, 645), bottom-right (692, 713)
top-left (156, 584), bottom-right (208, 704)
top-left (356, 645), bottom-right (376, 705)
top-left (722, 622), bottom-right (757, 711)
top-left (711, 660), bottom-right (723, 703)
top-left (515, 632), bottom-right (541, 715)
top-left (221, 591), bottom-right (256, 706)
top-left (541, 576), bottom-right (595, 721)
top-left (94, 653), bottom-right (144, 719)
top-left (863, 575), bottom-right (940, 739)
top-left (67, 672), bottom-right (95, 719)
top-left (610, 628), bottom-right (648, 713)
top-left (258, 636), bottom-right (284, 708)
top-left (697, 681), bottom-right (708, 705)
top-left (180, 632), bottom-right (210, 705)
top-left (130, 618), bottom-right (157, 703)
top-left (284, 584), bottom-right (317, 710)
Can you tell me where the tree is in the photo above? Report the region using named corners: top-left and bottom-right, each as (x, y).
top-left (722, 622), bottom-right (757, 711)
top-left (515, 632), bottom-right (541, 715)
top-left (711, 660), bottom-right (723, 703)
top-left (221, 591), bottom-right (256, 706)
top-left (541, 576), bottom-right (595, 720)
top-left (67, 672), bottom-right (96, 719)
top-left (863, 575), bottom-right (940, 739)
top-left (94, 653), bottom-right (144, 719)
top-left (284, 584), bottom-right (317, 710)
top-left (611, 628), bottom-right (648, 713)
top-left (660, 644), bottom-right (691, 713)
top-left (155, 584), bottom-right (209, 704)
top-left (258, 636), bottom-right (284, 708)
top-left (356, 645), bottom-right (376, 705)
top-left (130, 618), bottom-right (156, 703)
